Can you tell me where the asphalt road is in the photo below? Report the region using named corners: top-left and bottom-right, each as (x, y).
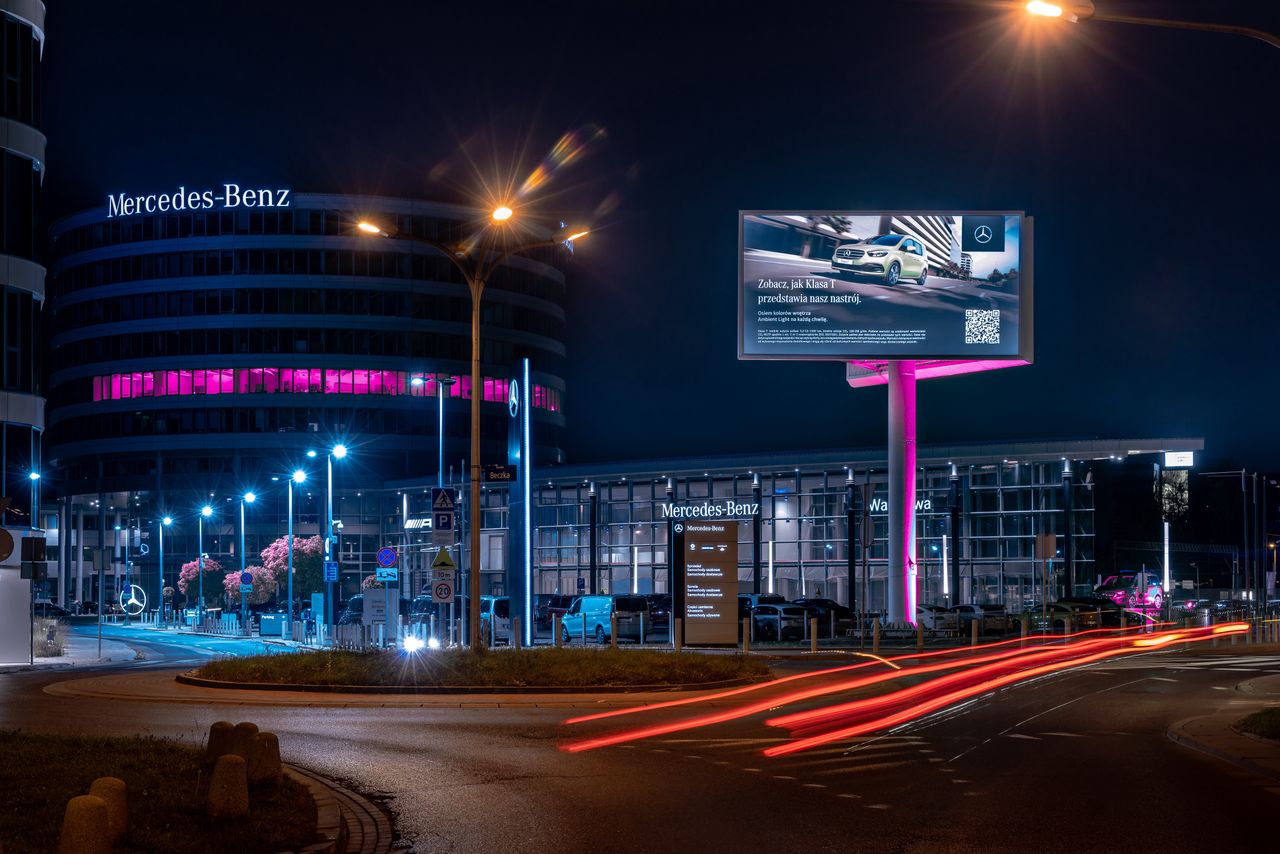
top-left (2, 633), bottom-right (1278, 853)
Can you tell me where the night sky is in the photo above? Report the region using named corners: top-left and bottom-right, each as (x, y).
top-left (42, 0), bottom-right (1280, 469)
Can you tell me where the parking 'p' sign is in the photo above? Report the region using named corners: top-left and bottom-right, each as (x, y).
top-left (376, 547), bottom-right (397, 568)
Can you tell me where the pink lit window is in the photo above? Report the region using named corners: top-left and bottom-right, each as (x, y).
top-left (455, 377), bottom-right (469, 398)
top-left (310, 368), bottom-right (322, 393)
top-left (179, 370), bottom-right (193, 395)
top-left (92, 377), bottom-right (102, 401)
top-left (280, 369), bottom-right (293, 393)
top-left (324, 370), bottom-right (339, 394)
top-left (166, 371), bottom-right (179, 395)
top-left (193, 370), bottom-right (206, 395)
top-left (264, 368), bottom-right (279, 393)
top-left (369, 370), bottom-right (383, 395)
top-left (340, 369), bottom-right (353, 394)
top-left (111, 374), bottom-right (121, 399)
top-left (354, 370), bottom-right (368, 395)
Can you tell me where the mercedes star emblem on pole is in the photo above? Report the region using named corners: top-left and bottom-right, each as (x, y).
top-left (974, 225), bottom-right (993, 244)
top-left (118, 583), bottom-right (147, 616)
top-left (508, 379), bottom-right (520, 418)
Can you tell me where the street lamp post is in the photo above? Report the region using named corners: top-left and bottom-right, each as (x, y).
top-left (324, 445), bottom-right (347, 633)
top-left (199, 505), bottom-right (212, 622)
top-left (158, 516), bottom-right (171, 627)
top-left (1023, 2), bottom-right (1280, 50)
top-left (357, 212), bottom-right (587, 648)
top-left (241, 492), bottom-right (256, 636)
top-left (288, 469), bottom-right (306, 636)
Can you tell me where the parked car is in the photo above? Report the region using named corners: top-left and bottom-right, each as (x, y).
top-left (1094, 569), bottom-right (1164, 610)
top-left (409, 596), bottom-right (445, 624)
top-left (948, 603), bottom-right (1010, 634)
top-left (1055, 596), bottom-right (1132, 628)
top-left (1029, 601), bottom-right (1102, 633)
top-left (913, 605), bottom-right (959, 635)
top-left (830, 234), bottom-right (930, 287)
top-left (534, 594), bottom-right (575, 630)
top-left (33, 601), bottom-right (70, 619)
top-left (791, 598), bottom-right (856, 637)
top-left (559, 595), bottom-right (650, 644)
top-left (645, 593), bottom-right (671, 630)
top-left (480, 596), bottom-right (512, 644)
top-left (752, 604), bottom-right (807, 641)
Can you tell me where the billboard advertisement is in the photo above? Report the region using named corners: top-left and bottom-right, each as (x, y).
top-left (739, 212), bottom-right (1031, 361)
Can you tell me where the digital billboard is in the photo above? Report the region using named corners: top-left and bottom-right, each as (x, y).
top-left (739, 212), bottom-right (1031, 361)
top-left (679, 522), bottom-right (739, 645)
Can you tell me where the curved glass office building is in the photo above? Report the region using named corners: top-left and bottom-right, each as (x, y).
top-left (46, 191), bottom-right (568, 499)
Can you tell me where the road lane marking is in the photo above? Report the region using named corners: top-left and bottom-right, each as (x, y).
top-left (1040, 732), bottom-right (1085, 737)
top-left (1149, 677), bottom-right (1179, 683)
top-left (866, 804), bottom-right (891, 810)
top-left (1004, 733), bottom-right (1040, 740)
top-left (837, 793), bottom-right (861, 799)
top-left (803, 783), bottom-right (827, 789)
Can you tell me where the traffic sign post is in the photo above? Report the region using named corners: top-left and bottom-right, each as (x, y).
top-left (323, 560), bottom-right (339, 582)
top-left (431, 488), bottom-right (456, 546)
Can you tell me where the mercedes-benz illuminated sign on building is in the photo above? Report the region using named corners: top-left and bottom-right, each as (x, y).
top-left (739, 211), bottom-right (1032, 361)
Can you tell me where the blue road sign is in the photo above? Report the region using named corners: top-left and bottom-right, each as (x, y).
top-left (323, 560), bottom-right (339, 582)
top-left (431, 487), bottom-right (456, 512)
top-left (240, 571), bottom-right (253, 584)
top-left (433, 511), bottom-right (454, 532)
top-left (376, 546), bottom-right (397, 568)
top-left (239, 583), bottom-right (253, 593)
top-left (576, 576), bottom-right (586, 592)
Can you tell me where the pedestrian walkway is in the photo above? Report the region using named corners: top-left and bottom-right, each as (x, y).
top-left (0, 631), bottom-right (140, 673)
top-left (1168, 673), bottom-right (1280, 782)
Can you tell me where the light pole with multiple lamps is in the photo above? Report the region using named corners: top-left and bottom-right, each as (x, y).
top-left (357, 209), bottom-right (587, 648)
top-left (240, 492), bottom-right (256, 635)
top-left (321, 444), bottom-right (348, 631)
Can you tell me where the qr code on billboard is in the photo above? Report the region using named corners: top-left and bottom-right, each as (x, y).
top-left (964, 309), bottom-right (1001, 344)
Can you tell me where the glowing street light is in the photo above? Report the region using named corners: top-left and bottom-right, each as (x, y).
top-left (240, 492), bottom-right (256, 635)
top-left (1021, 0), bottom-right (1279, 49)
top-left (332, 444), bottom-right (348, 460)
top-left (287, 469), bottom-right (308, 633)
top-left (198, 505), bottom-right (213, 619)
top-left (292, 470), bottom-right (307, 484)
top-left (356, 211), bottom-right (589, 648)
top-left (158, 515), bottom-right (172, 627)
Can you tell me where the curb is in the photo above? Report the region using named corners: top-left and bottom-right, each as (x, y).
top-left (1167, 714), bottom-right (1280, 783)
top-left (285, 765), bottom-right (394, 854)
top-left (176, 670), bottom-right (766, 695)
top-left (0, 661), bottom-right (73, 673)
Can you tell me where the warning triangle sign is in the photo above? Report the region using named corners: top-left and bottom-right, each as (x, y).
top-left (431, 547), bottom-right (456, 571)
top-left (432, 489), bottom-right (456, 511)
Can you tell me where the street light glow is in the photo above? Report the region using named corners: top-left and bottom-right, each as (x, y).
top-left (411, 376), bottom-right (425, 387)
top-left (492, 205), bottom-right (513, 222)
top-left (293, 469), bottom-right (307, 484)
top-left (28, 472), bottom-right (40, 481)
top-left (162, 516), bottom-right (173, 526)
top-left (244, 492), bottom-right (256, 504)
top-left (1026, 1), bottom-right (1064, 16)
top-left (403, 635), bottom-right (425, 653)
top-left (356, 221), bottom-right (383, 234)
top-left (306, 449), bottom-right (317, 458)
top-left (332, 444), bottom-right (348, 459)
top-left (564, 229), bottom-right (590, 242)
top-left (201, 505), bottom-right (213, 517)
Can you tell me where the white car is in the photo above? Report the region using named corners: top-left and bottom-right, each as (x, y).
top-left (831, 234), bottom-right (930, 286)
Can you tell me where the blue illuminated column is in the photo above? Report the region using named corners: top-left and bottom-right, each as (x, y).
top-left (158, 516), bottom-right (172, 625)
top-left (289, 469), bottom-right (307, 634)
top-left (199, 505), bottom-right (213, 616)
top-left (505, 359), bottom-right (533, 646)
top-left (240, 492), bottom-right (256, 635)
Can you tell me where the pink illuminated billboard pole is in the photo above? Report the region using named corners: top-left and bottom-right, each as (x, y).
top-left (886, 361), bottom-right (918, 624)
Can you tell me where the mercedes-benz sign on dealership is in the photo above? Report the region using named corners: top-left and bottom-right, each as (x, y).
top-left (738, 211), bottom-right (1032, 361)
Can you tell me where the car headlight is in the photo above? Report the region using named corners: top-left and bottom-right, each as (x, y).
top-left (868, 250), bottom-right (888, 257)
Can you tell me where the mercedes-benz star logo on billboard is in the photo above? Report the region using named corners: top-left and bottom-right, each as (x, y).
top-left (508, 380), bottom-right (520, 418)
top-left (973, 225), bottom-right (993, 244)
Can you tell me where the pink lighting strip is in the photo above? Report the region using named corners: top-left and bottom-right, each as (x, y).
top-left (846, 359), bottom-right (1030, 389)
top-left (91, 368), bottom-right (562, 412)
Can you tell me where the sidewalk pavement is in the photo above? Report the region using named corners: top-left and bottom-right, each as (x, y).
top-left (0, 631), bottom-right (141, 673)
top-left (1168, 673), bottom-right (1280, 782)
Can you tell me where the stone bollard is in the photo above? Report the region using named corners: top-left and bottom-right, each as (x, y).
top-left (610, 613), bottom-right (618, 649)
top-left (915, 622), bottom-right (924, 652)
top-left (810, 619), bottom-right (818, 654)
top-left (248, 732), bottom-right (283, 786)
top-left (742, 617), bottom-right (750, 654)
top-left (88, 777), bottom-right (127, 844)
top-left (553, 615), bottom-right (562, 648)
top-left (206, 754), bottom-right (250, 817)
top-left (872, 620), bottom-right (880, 654)
top-left (230, 721), bottom-right (260, 760)
top-left (205, 720), bottom-right (235, 763)
top-left (970, 619), bottom-right (979, 648)
top-left (1020, 614), bottom-right (1029, 648)
top-left (56, 795), bottom-right (110, 854)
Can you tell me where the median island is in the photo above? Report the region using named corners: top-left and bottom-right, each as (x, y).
top-left (193, 647), bottom-right (772, 690)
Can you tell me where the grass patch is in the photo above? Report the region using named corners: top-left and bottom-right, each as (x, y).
top-left (1239, 707), bottom-right (1280, 741)
top-left (0, 731), bottom-right (316, 854)
top-left (196, 646), bottom-right (772, 688)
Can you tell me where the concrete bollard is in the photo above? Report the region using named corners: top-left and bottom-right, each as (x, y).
top-left (610, 613), bottom-right (618, 648)
top-left (206, 754), bottom-right (250, 817)
top-left (872, 620), bottom-right (880, 654)
top-left (56, 795), bottom-right (110, 854)
top-left (553, 614), bottom-right (562, 648)
top-left (674, 618), bottom-right (683, 652)
top-left (916, 622), bottom-right (924, 652)
top-left (248, 732), bottom-right (283, 787)
top-left (1020, 614), bottom-right (1029, 647)
top-left (230, 722), bottom-right (260, 761)
top-left (811, 619), bottom-right (818, 654)
top-left (512, 618), bottom-right (522, 651)
top-left (205, 720), bottom-right (235, 764)
top-left (970, 619), bottom-right (979, 647)
top-left (88, 777), bottom-right (127, 844)
top-left (742, 617), bottom-right (750, 654)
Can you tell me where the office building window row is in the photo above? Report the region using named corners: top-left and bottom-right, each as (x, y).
top-left (2, 286), bottom-right (38, 393)
top-left (0, 150), bottom-right (39, 261)
top-left (1, 16), bottom-right (40, 126)
top-left (52, 247), bottom-right (565, 304)
top-left (89, 368), bottom-right (562, 412)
